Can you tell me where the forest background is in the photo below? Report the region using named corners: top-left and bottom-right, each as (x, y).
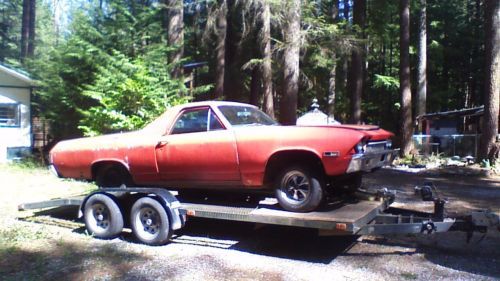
top-left (0, 0), bottom-right (498, 160)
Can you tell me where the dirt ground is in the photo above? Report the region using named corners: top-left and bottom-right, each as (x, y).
top-left (0, 164), bottom-right (499, 281)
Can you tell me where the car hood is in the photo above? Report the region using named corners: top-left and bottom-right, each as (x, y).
top-left (233, 124), bottom-right (393, 141)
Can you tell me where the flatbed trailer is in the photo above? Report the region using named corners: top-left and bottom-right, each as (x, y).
top-left (18, 185), bottom-right (499, 246)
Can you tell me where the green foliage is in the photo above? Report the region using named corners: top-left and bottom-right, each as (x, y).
top-left (79, 49), bottom-right (188, 136)
top-left (28, 2), bottom-right (189, 139)
top-left (373, 74), bottom-right (399, 91)
top-left (0, 0), bottom-right (23, 62)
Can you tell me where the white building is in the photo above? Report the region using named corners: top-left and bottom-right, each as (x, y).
top-left (296, 98), bottom-right (340, 126)
top-left (0, 64), bottom-right (34, 162)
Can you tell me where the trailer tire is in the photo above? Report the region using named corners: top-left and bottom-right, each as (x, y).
top-left (130, 197), bottom-right (171, 246)
top-left (84, 194), bottom-right (124, 239)
top-left (275, 166), bottom-right (324, 212)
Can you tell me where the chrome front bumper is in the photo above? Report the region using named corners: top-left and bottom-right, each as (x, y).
top-left (346, 149), bottom-right (399, 173)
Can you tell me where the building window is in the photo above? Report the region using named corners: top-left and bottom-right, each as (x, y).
top-left (0, 104), bottom-right (20, 127)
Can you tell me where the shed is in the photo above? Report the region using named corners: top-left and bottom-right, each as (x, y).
top-left (417, 106), bottom-right (485, 136)
top-left (0, 64), bottom-right (34, 162)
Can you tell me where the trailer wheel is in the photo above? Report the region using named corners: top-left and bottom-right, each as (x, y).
top-left (275, 166), bottom-right (324, 212)
top-left (84, 194), bottom-right (124, 239)
top-left (130, 197), bottom-right (171, 246)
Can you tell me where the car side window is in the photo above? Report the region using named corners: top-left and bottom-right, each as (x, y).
top-left (171, 108), bottom-right (225, 134)
top-left (171, 108), bottom-right (209, 134)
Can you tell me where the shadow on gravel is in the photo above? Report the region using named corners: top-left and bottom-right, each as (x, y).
top-left (355, 236), bottom-right (500, 279)
top-left (0, 240), bottom-right (150, 280)
top-left (33, 205), bottom-right (81, 220)
top-left (175, 218), bottom-right (500, 278)
top-left (174, 217), bottom-right (358, 264)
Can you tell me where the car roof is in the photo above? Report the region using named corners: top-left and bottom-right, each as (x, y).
top-left (173, 100), bottom-right (258, 111)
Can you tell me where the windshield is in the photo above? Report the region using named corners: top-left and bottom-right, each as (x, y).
top-left (218, 105), bottom-right (277, 126)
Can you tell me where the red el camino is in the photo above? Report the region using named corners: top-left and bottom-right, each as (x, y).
top-left (49, 101), bottom-right (397, 212)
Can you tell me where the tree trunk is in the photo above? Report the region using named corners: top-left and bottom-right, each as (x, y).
top-left (280, 0), bottom-right (300, 125)
top-left (328, 54), bottom-right (337, 116)
top-left (347, 0), bottom-right (365, 124)
top-left (249, 66), bottom-right (260, 106)
top-left (399, 0), bottom-right (414, 157)
top-left (261, 0), bottom-right (274, 118)
top-left (331, 0), bottom-right (339, 20)
top-left (479, 0), bottom-right (500, 162)
top-left (27, 0), bottom-right (35, 57)
top-left (166, 0), bottom-right (184, 79)
top-left (417, 0), bottom-right (427, 119)
top-left (214, 0), bottom-right (227, 99)
top-left (20, 0), bottom-right (30, 60)
top-left (223, 0), bottom-right (238, 101)
top-left (328, 0), bottom-right (339, 116)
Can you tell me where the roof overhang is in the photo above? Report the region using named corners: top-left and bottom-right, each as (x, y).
top-left (417, 106), bottom-right (484, 120)
top-left (0, 64), bottom-right (34, 86)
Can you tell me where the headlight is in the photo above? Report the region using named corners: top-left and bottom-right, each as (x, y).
top-left (355, 141), bottom-right (367, 154)
top-left (385, 140), bottom-right (392, 149)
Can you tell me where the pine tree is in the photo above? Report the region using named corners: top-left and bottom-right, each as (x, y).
top-left (280, 0), bottom-right (301, 125)
top-left (479, 0), bottom-right (500, 162)
top-left (399, 0), bottom-right (413, 156)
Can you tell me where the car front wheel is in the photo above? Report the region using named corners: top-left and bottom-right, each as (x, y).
top-left (275, 167), bottom-right (324, 212)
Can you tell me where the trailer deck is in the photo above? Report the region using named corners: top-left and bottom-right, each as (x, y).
top-left (19, 192), bottom-right (389, 235)
top-left (182, 199), bottom-right (386, 234)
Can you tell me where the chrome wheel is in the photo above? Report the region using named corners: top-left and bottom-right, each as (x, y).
top-left (280, 171), bottom-right (311, 203)
top-left (275, 166), bottom-right (325, 212)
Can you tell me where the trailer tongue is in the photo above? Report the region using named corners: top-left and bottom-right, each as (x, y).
top-left (18, 184), bottom-right (499, 246)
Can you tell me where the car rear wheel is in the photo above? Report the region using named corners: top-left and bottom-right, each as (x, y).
top-left (96, 165), bottom-right (131, 188)
top-left (130, 197), bottom-right (171, 246)
top-left (84, 193), bottom-right (124, 239)
top-left (275, 166), bottom-right (324, 212)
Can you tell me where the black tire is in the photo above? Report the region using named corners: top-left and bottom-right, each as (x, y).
top-left (343, 174), bottom-right (362, 194)
top-left (96, 165), bottom-right (131, 188)
top-left (274, 166), bottom-right (324, 212)
top-left (84, 193), bottom-right (124, 239)
top-left (130, 197), bottom-right (171, 246)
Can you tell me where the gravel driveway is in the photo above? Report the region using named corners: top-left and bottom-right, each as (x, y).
top-left (1, 164), bottom-right (499, 280)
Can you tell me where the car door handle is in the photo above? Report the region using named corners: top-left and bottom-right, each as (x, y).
top-left (156, 140), bottom-right (169, 148)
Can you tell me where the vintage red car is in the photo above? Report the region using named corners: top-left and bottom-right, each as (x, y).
top-left (49, 101), bottom-right (397, 212)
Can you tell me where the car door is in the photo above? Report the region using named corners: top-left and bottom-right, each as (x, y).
top-left (155, 106), bottom-right (241, 183)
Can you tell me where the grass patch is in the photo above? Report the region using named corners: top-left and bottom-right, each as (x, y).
top-left (6, 156), bottom-right (46, 170)
top-left (0, 226), bottom-right (49, 245)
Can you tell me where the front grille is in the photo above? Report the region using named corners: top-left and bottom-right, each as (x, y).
top-left (365, 141), bottom-right (388, 154)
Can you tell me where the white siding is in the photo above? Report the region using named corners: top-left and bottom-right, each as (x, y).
top-left (0, 87), bottom-right (31, 162)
